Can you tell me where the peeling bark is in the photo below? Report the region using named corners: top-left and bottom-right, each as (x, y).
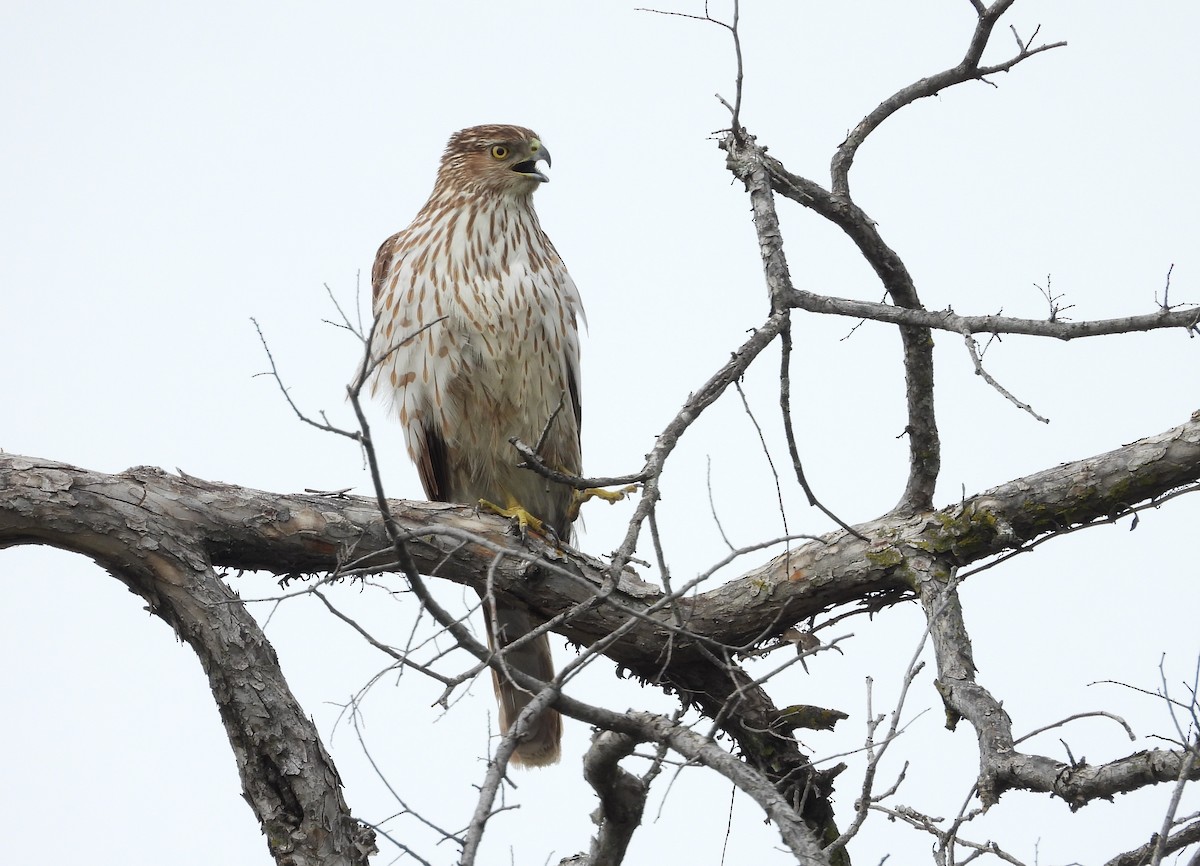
top-left (0, 457), bottom-right (376, 866)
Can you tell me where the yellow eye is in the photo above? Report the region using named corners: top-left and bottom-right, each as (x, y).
top-left (490, 144), bottom-right (509, 160)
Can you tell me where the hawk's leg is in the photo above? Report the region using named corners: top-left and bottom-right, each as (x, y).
top-left (567, 484), bottom-right (638, 521)
top-left (478, 497), bottom-right (547, 536)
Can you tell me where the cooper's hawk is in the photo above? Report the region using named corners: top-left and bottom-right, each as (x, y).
top-left (367, 124), bottom-right (582, 767)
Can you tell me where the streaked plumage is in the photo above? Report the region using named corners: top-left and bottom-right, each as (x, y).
top-left (367, 124), bottom-right (583, 766)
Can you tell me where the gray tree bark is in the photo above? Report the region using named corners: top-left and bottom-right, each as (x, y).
top-left (3, 411), bottom-right (1199, 863)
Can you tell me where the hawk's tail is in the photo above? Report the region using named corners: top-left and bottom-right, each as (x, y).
top-left (482, 597), bottom-right (562, 767)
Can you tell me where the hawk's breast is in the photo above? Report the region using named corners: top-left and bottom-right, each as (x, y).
top-left (372, 195), bottom-right (583, 477)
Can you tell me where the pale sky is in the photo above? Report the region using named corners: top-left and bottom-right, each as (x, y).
top-left (2, 2), bottom-right (1198, 864)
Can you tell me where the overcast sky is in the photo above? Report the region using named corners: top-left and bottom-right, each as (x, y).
top-left (2, 2), bottom-right (1198, 864)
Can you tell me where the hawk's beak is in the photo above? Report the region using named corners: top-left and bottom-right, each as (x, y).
top-left (513, 142), bottom-right (551, 183)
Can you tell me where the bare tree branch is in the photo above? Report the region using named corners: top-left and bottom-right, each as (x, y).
top-left (722, 131), bottom-right (941, 514)
top-left (832, 1), bottom-right (1065, 195)
top-left (1104, 817), bottom-right (1200, 866)
top-left (581, 730), bottom-right (649, 866)
top-left (782, 286), bottom-right (1200, 339)
top-left (0, 459), bottom-right (378, 866)
top-left (961, 329), bottom-right (1050, 423)
top-left (6, 411), bottom-right (1198, 678)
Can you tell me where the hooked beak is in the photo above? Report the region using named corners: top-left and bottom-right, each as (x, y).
top-left (513, 140), bottom-right (551, 183)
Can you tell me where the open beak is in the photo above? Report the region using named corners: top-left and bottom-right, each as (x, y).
top-left (513, 141), bottom-right (551, 183)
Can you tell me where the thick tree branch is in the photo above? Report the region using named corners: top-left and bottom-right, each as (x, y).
top-left (0, 459), bottom-right (376, 866)
top-left (5, 413), bottom-right (1198, 672)
top-left (739, 410), bottom-right (1200, 625)
top-left (581, 730), bottom-right (648, 866)
top-left (4, 410), bottom-right (1198, 839)
top-left (0, 452), bottom-right (838, 859)
top-left (1104, 817), bottom-right (1200, 866)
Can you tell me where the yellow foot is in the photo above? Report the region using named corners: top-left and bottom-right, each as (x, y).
top-left (478, 498), bottom-right (547, 536)
top-left (568, 484), bottom-right (638, 521)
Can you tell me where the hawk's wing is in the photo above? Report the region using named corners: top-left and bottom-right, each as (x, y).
top-left (370, 229), bottom-right (454, 503)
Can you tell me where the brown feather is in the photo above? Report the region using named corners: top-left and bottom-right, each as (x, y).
top-left (371, 231), bottom-right (401, 307)
top-left (483, 599), bottom-right (562, 767)
top-left (416, 421), bottom-right (450, 502)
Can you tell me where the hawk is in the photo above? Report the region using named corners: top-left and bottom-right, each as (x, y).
top-left (367, 124), bottom-right (583, 767)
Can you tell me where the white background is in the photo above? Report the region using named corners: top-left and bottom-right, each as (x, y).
top-left (2, 2), bottom-right (1198, 864)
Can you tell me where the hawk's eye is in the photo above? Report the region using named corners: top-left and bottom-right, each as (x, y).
top-left (490, 145), bottom-right (509, 160)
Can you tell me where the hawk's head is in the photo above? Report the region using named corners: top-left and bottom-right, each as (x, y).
top-left (437, 124), bottom-right (551, 197)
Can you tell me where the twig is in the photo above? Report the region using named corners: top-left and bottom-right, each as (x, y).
top-left (349, 701), bottom-right (463, 848)
top-left (636, 0), bottom-right (744, 138)
top-left (605, 310), bottom-right (789, 581)
top-left (961, 329), bottom-right (1050, 423)
top-left (1033, 274), bottom-right (1074, 323)
top-left (779, 318), bottom-right (868, 540)
top-left (1014, 711), bottom-right (1135, 746)
top-left (510, 437), bottom-right (650, 489)
top-left (252, 317), bottom-right (362, 441)
top-left (704, 455), bottom-right (736, 552)
top-left (827, 573), bottom-right (949, 854)
top-left (1150, 653), bottom-right (1200, 866)
top-left (312, 587), bottom-right (456, 686)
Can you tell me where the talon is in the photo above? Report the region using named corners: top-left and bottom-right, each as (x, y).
top-left (478, 498), bottom-right (547, 536)
top-left (568, 484), bottom-right (638, 520)
top-left (586, 484), bottom-right (638, 504)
